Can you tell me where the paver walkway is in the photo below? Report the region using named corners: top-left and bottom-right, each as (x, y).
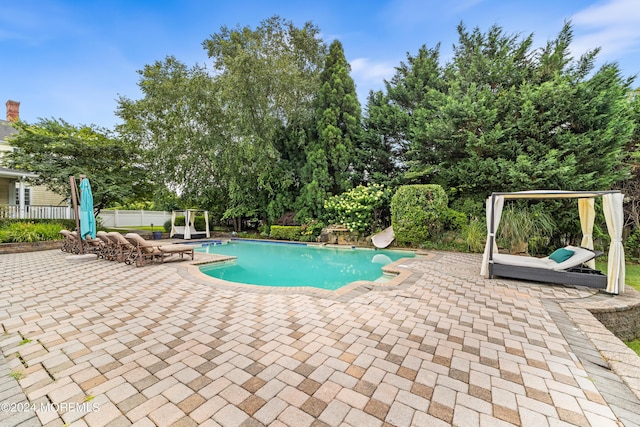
top-left (1, 248), bottom-right (640, 427)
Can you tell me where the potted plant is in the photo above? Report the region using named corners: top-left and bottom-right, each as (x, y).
top-left (151, 223), bottom-right (163, 240)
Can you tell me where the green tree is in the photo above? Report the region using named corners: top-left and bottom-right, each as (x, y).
top-left (3, 119), bottom-right (152, 214)
top-left (372, 22), bottom-right (634, 213)
top-left (353, 90), bottom-right (407, 187)
top-left (117, 57), bottom-right (229, 213)
top-left (380, 44), bottom-right (446, 183)
top-left (204, 16), bottom-right (326, 227)
top-left (118, 17), bottom-right (327, 230)
top-left (298, 39), bottom-right (361, 219)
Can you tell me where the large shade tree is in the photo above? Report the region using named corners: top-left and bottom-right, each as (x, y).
top-left (203, 16), bottom-right (326, 227)
top-left (117, 57), bottom-right (232, 220)
top-left (3, 119), bottom-right (153, 214)
top-left (118, 16), bottom-right (327, 229)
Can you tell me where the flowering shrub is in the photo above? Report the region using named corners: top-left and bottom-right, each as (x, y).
top-left (324, 184), bottom-right (389, 234)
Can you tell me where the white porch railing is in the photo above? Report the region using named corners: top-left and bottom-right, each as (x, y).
top-left (0, 205), bottom-right (74, 219)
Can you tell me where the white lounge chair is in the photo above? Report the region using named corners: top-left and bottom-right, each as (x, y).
top-left (490, 245), bottom-right (606, 288)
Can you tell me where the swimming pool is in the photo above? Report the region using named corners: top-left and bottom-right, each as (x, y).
top-left (196, 240), bottom-right (415, 290)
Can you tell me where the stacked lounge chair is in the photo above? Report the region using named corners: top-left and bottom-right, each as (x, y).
top-left (61, 229), bottom-right (195, 267)
top-left (125, 233), bottom-right (194, 267)
top-left (60, 229), bottom-right (105, 257)
top-left (106, 231), bottom-right (137, 264)
top-left (59, 229), bottom-right (79, 253)
top-left (96, 231), bottom-right (115, 260)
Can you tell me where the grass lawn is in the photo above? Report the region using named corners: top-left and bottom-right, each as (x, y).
top-left (624, 264), bottom-right (640, 356)
top-left (596, 260), bottom-right (640, 357)
top-left (595, 260), bottom-right (640, 292)
top-left (124, 226), bottom-right (160, 232)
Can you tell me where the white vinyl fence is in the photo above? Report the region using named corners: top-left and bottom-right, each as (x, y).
top-left (97, 210), bottom-right (172, 228)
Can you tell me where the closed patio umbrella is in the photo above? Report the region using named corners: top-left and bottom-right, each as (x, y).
top-left (79, 178), bottom-right (96, 240)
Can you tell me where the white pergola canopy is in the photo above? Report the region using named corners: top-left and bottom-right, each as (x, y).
top-left (170, 209), bottom-right (210, 239)
top-left (480, 190), bottom-right (625, 294)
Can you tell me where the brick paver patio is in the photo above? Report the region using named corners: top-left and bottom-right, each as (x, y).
top-left (1, 247), bottom-right (640, 426)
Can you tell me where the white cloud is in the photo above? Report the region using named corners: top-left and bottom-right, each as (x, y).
top-left (572, 0), bottom-right (640, 27)
top-left (350, 58), bottom-right (397, 105)
top-left (571, 0), bottom-right (640, 60)
top-left (350, 58), bottom-right (396, 84)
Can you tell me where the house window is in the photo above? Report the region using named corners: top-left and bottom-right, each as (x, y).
top-left (15, 187), bottom-right (31, 205)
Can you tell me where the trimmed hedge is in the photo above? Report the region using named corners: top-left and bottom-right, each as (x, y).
top-left (270, 225), bottom-right (301, 241)
top-left (391, 184), bottom-right (448, 246)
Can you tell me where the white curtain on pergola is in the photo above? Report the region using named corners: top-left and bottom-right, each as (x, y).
top-left (480, 195), bottom-right (504, 277)
top-left (603, 193), bottom-right (625, 294)
top-left (578, 198), bottom-right (596, 269)
top-left (480, 190), bottom-right (625, 294)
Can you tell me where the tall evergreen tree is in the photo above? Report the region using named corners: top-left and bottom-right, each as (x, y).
top-left (297, 40), bottom-right (362, 219)
top-left (353, 90), bottom-right (406, 187)
top-left (431, 23), bottom-right (633, 201)
top-left (382, 44), bottom-right (445, 182)
top-left (370, 22), bottom-right (634, 208)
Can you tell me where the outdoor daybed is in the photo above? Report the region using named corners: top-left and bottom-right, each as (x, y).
top-left (491, 245), bottom-right (606, 289)
top-left (480, 190), bottom-right (626, 294)
top-left (169, 209), bottom-right (210, 240)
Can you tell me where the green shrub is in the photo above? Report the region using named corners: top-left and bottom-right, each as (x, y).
top-left (194, 215), bottom-right (207, 231)
top-left (36, 223), bottom-right (66, 240)
top-left (625, 228), bottom-right (640, 261)
top-left (163, 216), bottom-right (208, 232)
top-left (498, 205), bottom-right (555, 254)
top-left (0, 218), bottom-right (76, 230)
top-left (323, 184), bottom-right (389, 234)
top-left (1, 222), bottom-right (66, 243)
top-left (391, 184), bottom-right (449, 246)
top-left (269, 225), bottom-right (302, 240)
top-left (450, 197), bottom-right (484, 220)
top-left (299, 219), bottom-right (325, 242)
top-left (442, 208), bottom-right (468, 231)
top-left (258, 223), bottom-right (270, 236)
top-left (2, 222), bottom-right (41, 243)
top-left (461, 217), bottom-right (486, 252)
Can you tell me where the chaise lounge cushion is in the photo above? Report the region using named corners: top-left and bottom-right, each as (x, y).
top-left (492, 246), bottom-right (596, 271)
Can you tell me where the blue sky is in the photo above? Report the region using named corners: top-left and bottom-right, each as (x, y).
top-left (1, 0), bottom-right (639, 129)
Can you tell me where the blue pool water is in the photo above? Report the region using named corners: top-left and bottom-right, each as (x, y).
top-left (196, 240), bottom-right (415, 290)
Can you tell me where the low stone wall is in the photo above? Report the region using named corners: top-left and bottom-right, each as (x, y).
top-left (591, 306), bottom-right (640, 342)
top-left (589, 287), bottom-right (640, 342)
top-left (318, 227), bottom-right (368, 246)
top-left (0, 240), bottom-right (63, 254)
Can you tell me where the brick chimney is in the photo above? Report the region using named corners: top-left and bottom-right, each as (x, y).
top-left (6, 100), bottom-right (20, 122)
